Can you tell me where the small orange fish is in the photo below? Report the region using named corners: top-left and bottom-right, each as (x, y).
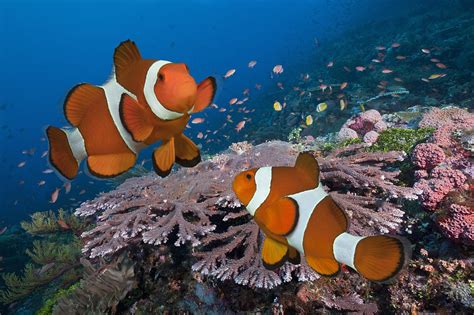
top-left (394, 77), bottom-right (403, 82)
top-left (430, 58), bottom-right (440, 63)
top-left (435, 63), bottom-right (447, 69)
top-left (375, 45), bottom-right (386, 50)
top-left (57, 219), bottom-right (70, 229)
top-left (235, 121), bottom-right (246, 132)
top-left (191, 117), bottom-right (205, 124)
top-left (273, 65), bottom-right (284, 74)
top-left (224, 69), bottom-right (236, 79)
top-left (38, 180), bottom-right (46, 186)
top-left (17, 161), bottom-right (26, 168)
top-left (355, 66), bottom-right (366, 72)
top-left (391, 42), bottom-right (400, 48)
top-left (382, 69), bottom-right (393, 74)
top-left (50, 188), bottom-right (60, 203)
top-left (395, 55), bottom-right (406, 60)
top-left (197, 132), bottom-right (203, 139)
top-left (340, 82), bottom-right (348, 90)
top-left (229, 98), bottom-right (238, 105)
top-left (371, 59), bottom-right (382, 63)
top-left (421, 48), bottom-right (430, 54)
top-left (326, 61), bottom-right (334, 68)
top-left (248, 61), bottom-right (257, 68)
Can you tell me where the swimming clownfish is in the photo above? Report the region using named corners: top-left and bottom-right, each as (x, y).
top-left (46, 40), bottom-right (216, 179)
top-left (232, 152), bottom-right (411, 282)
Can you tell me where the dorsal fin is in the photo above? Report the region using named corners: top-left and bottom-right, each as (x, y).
top-left (294, 152), bottom-right (320, 185)
top-left (113, 40), bottom-right (142, 83)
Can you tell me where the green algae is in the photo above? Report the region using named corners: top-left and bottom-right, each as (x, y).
top-left (35, 283), bottom-right (80, 315)
top-left (369, 127), bottom-right (435, 153)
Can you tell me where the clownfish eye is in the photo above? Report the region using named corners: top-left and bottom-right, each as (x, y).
top-left (158, 73), bottom-right (164, 81)
top-left (245, 173), bottom-right (252, 180)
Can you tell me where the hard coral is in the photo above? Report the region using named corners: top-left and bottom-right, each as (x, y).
top-left (412, 143), bottom-right (446, 169)
top-left (437, 204), bottom-right (474, 246)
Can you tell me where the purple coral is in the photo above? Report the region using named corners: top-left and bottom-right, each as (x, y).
top-left (76, 140), bottom-right (415, 288)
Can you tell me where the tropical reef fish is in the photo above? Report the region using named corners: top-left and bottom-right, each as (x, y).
top-left (232, 153), bottom-right (411, 282)
top-left (224, 69), bottom-right (236, 79)
top-left (46, 40), bottom-right (216, 179)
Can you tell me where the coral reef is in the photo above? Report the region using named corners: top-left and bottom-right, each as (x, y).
top-left (76, 140), bottom-right (415, 291)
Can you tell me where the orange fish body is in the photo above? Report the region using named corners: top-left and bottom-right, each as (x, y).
top-left (232, 153), bottom-right (411, 282)
top-left (46, 40), bottom-right (216, 179)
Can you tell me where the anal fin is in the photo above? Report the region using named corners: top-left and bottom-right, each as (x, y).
top-left (262, 237), bottom-right (289, 270)
top-left (87, 153), bottom-right (136, 178)
top-left (306, 256), bottom-right (340, 277)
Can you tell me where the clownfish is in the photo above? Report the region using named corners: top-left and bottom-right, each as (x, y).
top-left (46, 40), bottom-right (216, 179)
top-left (232, 153), bottom-right (411, 282)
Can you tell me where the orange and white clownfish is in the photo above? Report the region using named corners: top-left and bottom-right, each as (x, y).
top-left (46, 40), bottom-right (216, 179)
top-left (232, 153), bottom-right (411, 282)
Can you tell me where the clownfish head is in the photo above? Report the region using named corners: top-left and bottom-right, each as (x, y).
top-left (232, 168), bottom-right (258, 206)
top-left (154, 63), bottom-right (197, 114)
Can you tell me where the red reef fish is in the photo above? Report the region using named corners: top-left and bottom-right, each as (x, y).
top-left (232, 153), bottom-right (411, 282)
top-left (46, 40), bottom-right (216, 179)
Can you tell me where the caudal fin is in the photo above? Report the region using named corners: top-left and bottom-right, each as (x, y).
top-left (334, 233), bottom-right (411, 282)
top-left (46, 126), bottom-right (80, 180)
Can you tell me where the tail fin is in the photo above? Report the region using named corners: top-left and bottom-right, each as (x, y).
top-left (333, 233), bottom-right (411, 283)
top-left (46, 126), bottom-right (84, 180)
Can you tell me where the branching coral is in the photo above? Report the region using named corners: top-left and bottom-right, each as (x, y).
top-left (77, 140), bottom-right (415, 288)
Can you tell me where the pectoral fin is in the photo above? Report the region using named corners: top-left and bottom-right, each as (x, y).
top-left (119, 94), bottom-right (153, 142)
top-left (261, 237), bottom-right (289, 270)
top-left (192, 77), bottom-right (217, 113)
top-left (256, 197), bottom-right (299, 236)
top-left (152, 138), bottom-right (175, 177)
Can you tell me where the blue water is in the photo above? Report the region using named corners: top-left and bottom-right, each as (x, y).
top-left (0, 0), bottom-right (437, 225)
